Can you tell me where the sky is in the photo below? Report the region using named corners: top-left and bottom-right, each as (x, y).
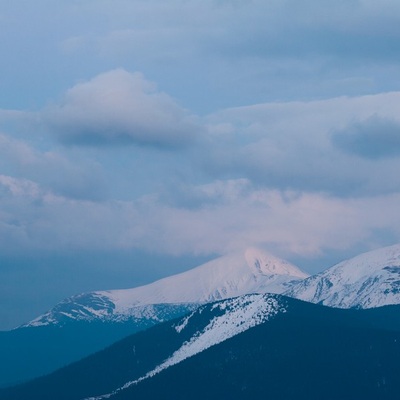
top-left (1, 0), bottom-right (400, 329)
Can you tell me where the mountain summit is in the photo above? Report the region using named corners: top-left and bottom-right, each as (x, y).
top-left (285, 243), bottom-right (400, 308)
top-left (26, 247), bottom-right (308, 326)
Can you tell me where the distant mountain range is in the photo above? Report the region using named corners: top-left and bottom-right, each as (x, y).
top-left (0, 247), bottom-right (307, 388)
top-left (25, 247), bottom-right (307, 327)
top-left (3, 243), bottom-right (400, 392)
top-left (27, 244), bottom-right (400, 331)
top-left (3, 294), bottom-right (400, 400)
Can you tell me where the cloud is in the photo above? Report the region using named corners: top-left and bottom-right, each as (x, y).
top-left (4, 89), bottom-right (400, 260)
top-left (159, 178), bottom-right (252, 209)
top-left (2, 173), bottom-right (400, 262)
top-left (0, 134), bottom-right (107, 201)
top-left (207, 0), bottom-right (400, 64)
top-left (114, 182), bottom-right (400, 260)
top-left (0, 175), bottom-right (40, 198)
top-left (3, 0), bottom-right (400, 116)
top-left (204, 92), bottom-right (400, 197)
top-left (43, 69), bottom-right (201, 148)
top-left (0, 174), bottom-right (134, 252)
top-left (86, 0), bottom-right (400, 65)
top-left (332, 116), bottom-right (400, 159)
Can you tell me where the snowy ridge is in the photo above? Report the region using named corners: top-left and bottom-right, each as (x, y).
top-left (25, 247), bottom-right (307, 326)
top-left (24, 297), bottom-right (196, 328)
top-left (285, 243), bottom-right (400, 309)
top-left (84, 294), bottom-right (286, 400)
top-left (25, 293), bottom-right (115, 327)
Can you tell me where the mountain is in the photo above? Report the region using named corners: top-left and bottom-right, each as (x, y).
top-left (26, 247), bottom-right (308, 327)
top-left (285, 243), bottom-right (400, 309)
top-left (0, 304), bottom-right (193, 389)
top-left (24, 298), bottom-right (196, 327)
top-left (3, 294), bottom-right (400, 400)
top-left (1, 247), bottom-right (306, 388)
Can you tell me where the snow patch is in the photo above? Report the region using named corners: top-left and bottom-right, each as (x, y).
top-left (174, 311), bottom-right (196, 333)
top-left (85, 294), bottom-right (286, 400)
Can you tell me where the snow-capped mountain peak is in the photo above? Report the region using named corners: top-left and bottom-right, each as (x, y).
top-left (24, 247), bottom-right (307, 327)
top-left (285, 243), bottom-right (400, 309)
top-left (244, 247), bottom-right (307, 277)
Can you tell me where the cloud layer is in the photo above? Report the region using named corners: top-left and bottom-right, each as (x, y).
top-left (205, 93), bottom-right (400, 197)
top-left (2, 77), bottom-right (400, 263)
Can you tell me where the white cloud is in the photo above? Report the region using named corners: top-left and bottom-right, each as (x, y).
top-left (101, 182), bottom-right (400, 260)
top-left (0, 133), bottom-right (107, 201)
top-left (1, 167), bottom-right (400, 268)
top-left (0, 175), bottom-right (41, 198)
top-left (0, 174), bottom-right (132, 252)
top-left (43, 69), bottom-right (202, 148)
top-left (3, 89), bottom-right (400, 260)
top-left (204, 92), bottom-right (400, 196)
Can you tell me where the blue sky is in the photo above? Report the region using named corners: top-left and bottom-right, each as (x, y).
top-left (1, 0), bottom-right (400, 329)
